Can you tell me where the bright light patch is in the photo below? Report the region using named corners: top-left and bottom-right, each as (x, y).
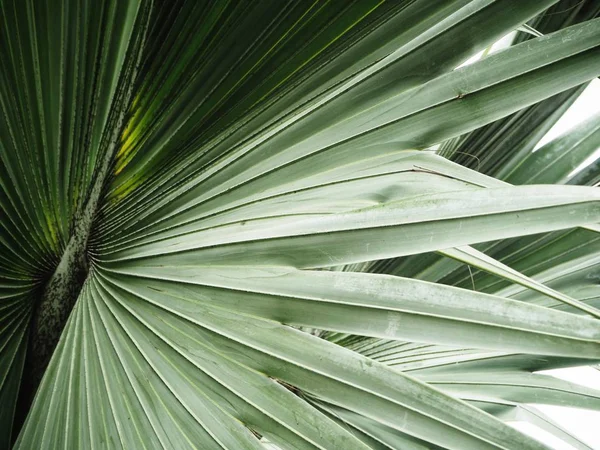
top-left (455, 31), bottom-right (517, 69)
top-left (509, 422), bottom-right (579, 450)
top-left (534, 79), bottom-right (600, 151)
top-left (531, 367), bottom-right (600, 449)
top-left (538, 365), bottom-right (600, 390)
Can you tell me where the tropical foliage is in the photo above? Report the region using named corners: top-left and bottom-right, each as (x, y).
top-left (1, 0), bottom-right (600, 448)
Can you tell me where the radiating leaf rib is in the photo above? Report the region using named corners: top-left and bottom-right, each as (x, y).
top-left (416, 371), bottom-right (600, 410)
top-left (0, 305), bottom-right (29, 449)
top-left (495, 251), bottom-right (600, 304)
top-left (85, 283), bottom-right (165, 450)
top-left (311, 401), bottom-right (434, 450)
top-left (100, 0), bottom-right (554, 238)
top-left (101, 265), bottom-right (600, 358)
top-left (15, 294), bottom-right (83, 449)
top-left (435, 226), bottom-right (600, 298)
top-left (342, 336), bottom-right (587, 375)
top-left (96, 278), bottom-right (246, 450)
top-left (100, 270), bottom-right (550, 450)
top-left (94, 273), bottom-right (371, 450)
top-left (439, 245), bottom-right (600, 317)
top-left (94, 151), bottom-right (486, 253)
top-left (0, 0), bottom-right (145, 269)
top-left (100, 185), bottom-right (600, 269)
top-left (504, 110), bottom-right (600, 185)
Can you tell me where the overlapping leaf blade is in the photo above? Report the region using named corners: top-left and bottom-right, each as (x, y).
top-left (3, 0), bottom-right (600, 449)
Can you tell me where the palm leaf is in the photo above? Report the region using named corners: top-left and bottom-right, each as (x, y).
top-left (2, 0), bottom-right (600, 449)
